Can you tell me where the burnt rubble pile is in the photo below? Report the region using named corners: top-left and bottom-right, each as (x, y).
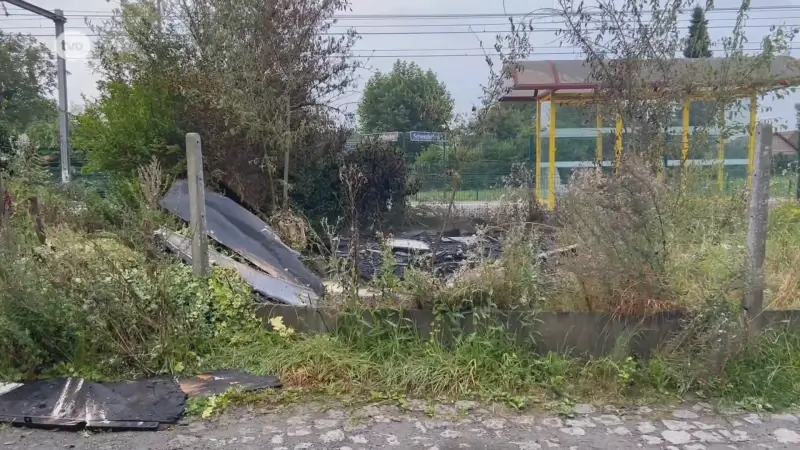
top-left (334, 230), bottom-right (504, 282)
top-left (156, 179), bottom-right (574, 306)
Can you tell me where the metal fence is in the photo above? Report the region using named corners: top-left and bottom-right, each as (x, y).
top-left (410, 160), bottom-right (527, 203)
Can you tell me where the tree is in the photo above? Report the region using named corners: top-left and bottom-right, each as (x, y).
top-left (0, 31), bottom-right (58, 133)
top-left (0, 31), bottom-right (58, 174)
top-left (84, 0), bottom-right (361, 211)
top-left (77, 0), bottom-right (410, 226)
top-left (358, 60), bottom-right (454, 133)
top-left (684, 6), bottom-right (715, 128)
top-left (73, 80), bottom-right (185, 176)
top-left (684, 6), bottom-right (713, 58)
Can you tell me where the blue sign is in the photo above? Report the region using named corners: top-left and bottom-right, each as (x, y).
top-left (409, 131), bottom-right (445, 142)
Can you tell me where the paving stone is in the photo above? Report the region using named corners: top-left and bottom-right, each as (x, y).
top-left (594, 414), bottom-right (622, 426)
top-left (684, 445), bottom-right (707, 450)
top-left (511, 442), bottom-right (542, 450)
top-left (451, 401), bottom-right (475, 411)
top-left (313, 419), bottom-right (339, 429)
top-left (642, 435), bottom-right (664, 445)
top-left (673, 409), bottom-right (700, 419)
top-left (662, 430), bottom-right (692, 445)
top-left (771, 413), bottom-right (798, 422)
top-left (320, 429), bottom-right (345, 443)
top-left (773, 428), bottom-right (800, 444)
top-left (565, 418), bottom-right (596, 428)
top-left (440, 430), bottom-right (462, 439)
top-left (609, 426), bottom-right (630, 435)
top-left (349, 435), bottom-right (368, 444)
top-left (482, 418), bottom-right (506, 429)
top-left (692, 430), bottom-right (725, 443)
top-left (662, 419), bottom-right (695, 431)
top-left (743, 414), bottom-right (763, 425)
top-left (637, 421), bottom-right (658, 434)
top-left (541, 418), bottom-right (563, 428)
top-left (560, 427), bottom-right (586, 436)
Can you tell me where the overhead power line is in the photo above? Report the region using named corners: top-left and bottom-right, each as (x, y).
top-left (4, 4), bottom-right (800, 19)
top-left (4, 16), bottom-right (799, 31)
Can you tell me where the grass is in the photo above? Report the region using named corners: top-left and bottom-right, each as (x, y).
top-left (188, 315), bottom-right (800, 414)
top-left (1, 159), bottom-right (800, 417)
top-left (724, 174), bottom-right (797, 198)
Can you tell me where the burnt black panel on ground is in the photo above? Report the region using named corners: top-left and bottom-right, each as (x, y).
top-left (179, 370), bottom-right (282, 397)
top-left (0, 377), bottom-right (186, 430)
top-left (160, 179), bottom-right (324, 295)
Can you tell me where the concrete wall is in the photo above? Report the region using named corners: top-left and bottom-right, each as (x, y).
top-left (254, 304), bottom-right (800, 358)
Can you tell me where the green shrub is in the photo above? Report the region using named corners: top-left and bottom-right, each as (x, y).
top-left (0, 179), bottom-right (257, 380)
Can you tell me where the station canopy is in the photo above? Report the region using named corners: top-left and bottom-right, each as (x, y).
top-left (500, 55), bottom-right (800, 102)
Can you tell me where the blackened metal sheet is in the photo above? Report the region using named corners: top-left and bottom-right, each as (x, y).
top-left (157, 228), bottom-right (317, 306)
top-left (0, 377), bottom-right (186, 430)
top-left (160, 179), bottom-right (324, 295)
top-left (179, 370), bottom-right (282, 397)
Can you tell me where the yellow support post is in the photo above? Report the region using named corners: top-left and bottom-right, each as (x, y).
top-left (535, 99), bottom-right (542, 203)
top-left (596, 111), bottom-right (603, 165)
top-left (548, 100), bottom-right (557, 209)
top-left (681, 99), bottom-right (690, 166)
top-left (748, 92), bottom-right (758, 184)
top-left (657, 126), bottom-right (665, 180)
top-left (615, 115), bottom-right (623, 170)
top-left (717, 109), bottom-right (726, 192)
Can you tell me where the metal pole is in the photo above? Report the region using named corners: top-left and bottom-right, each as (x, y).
top-left (747, 93), bottom-right (758, 186)
top-left (535, 99), bottom-right (542, 202)
top-left (54, 10), bottom-right (70, 183)
top-left (743, 122), bottom-right (772, 337)
top-left (4, 2), bottom-right (72, 183)
top-left (548, 99), bottom-right (557, 209)
top-left (528, 134), bottom-right (534, 190)
top-left (717, 109), bottom-right (726, 192)
top-left (681, 99), bottom-right (691, 167)
top-left (795, 103), bottom-right (800, 201)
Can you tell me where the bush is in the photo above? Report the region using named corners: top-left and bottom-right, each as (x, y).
top-left (0, 172), bottom-right (258, 380)
top-left (292, 137), bottom-right (416, 229)
top-left (552, 159), bottom-right (749, 314)
top-left (73, 80), bottom-right (186, 178)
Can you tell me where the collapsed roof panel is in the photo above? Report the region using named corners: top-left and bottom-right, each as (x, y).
top-left (157, 228), bottom-right (318, 306)
top-left (159, 179), bottom-right (324, 296)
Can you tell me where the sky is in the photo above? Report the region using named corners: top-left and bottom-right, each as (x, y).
top-left (2, 0), bottom-right (800, 129)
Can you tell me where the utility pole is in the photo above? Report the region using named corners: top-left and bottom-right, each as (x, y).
top-left (54, 9), bottom-right (70, 183)
top-left (2, 1), bottom-right (71, 183)
top-left (156, 0), bottom-right (163, 30)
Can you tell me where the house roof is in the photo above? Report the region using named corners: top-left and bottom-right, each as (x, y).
top-left (773, 130), bottom-right (799, 155)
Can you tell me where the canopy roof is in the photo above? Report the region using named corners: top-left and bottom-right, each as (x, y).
top-left (500, 55), bottom-right (800, 102)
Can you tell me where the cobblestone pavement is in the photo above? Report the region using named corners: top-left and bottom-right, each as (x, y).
top-left (1, 401), bottom-right (799, 449)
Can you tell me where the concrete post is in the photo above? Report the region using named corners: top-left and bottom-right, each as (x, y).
top-left (743, 122), bottom-right (772, 335)
top-left (186, 133), bottom-right (209, 276)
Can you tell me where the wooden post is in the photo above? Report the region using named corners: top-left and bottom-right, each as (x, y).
top-left (743, 122), bottom-right (772, 336)
top-left (186, 133), bottom-right (209, 277)
top-left (28, 196), bottom-right (46, 245)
